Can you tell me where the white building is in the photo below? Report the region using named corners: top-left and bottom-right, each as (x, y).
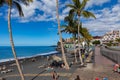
top-left (102, 30), bottom-right (120, 43)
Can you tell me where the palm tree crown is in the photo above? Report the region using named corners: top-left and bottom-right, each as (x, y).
top-left (67, 0), bottom-right (96, 18)
top-left (0, 0), bottom-right (32, 15)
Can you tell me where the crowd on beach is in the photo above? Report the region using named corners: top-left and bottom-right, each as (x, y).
top-left (0, 42), bottom-right (93, 76)
top-left (0, 65), bottom-right (13, 74)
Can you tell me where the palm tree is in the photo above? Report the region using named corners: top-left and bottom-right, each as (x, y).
top-left (0, 0), bottom-right (32, 80)
top-left (56, 0), bottom-right (70, 69)
top-left (67, 0), bottom-right (96, 65)
top-left (80, 26), bottom-right (93, 53)
top-left (116, 38), bottom-right (120, 43)
top-left (80, 26), bottom-right (92, 42)
top-left (115, 38), bottom-right (120, 46)
top-left (61, 14), bottom-right (78, 63)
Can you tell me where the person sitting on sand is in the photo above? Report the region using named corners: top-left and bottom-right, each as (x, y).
top-left (51, 71), bottom-right (59, 80)
top-left (2, 65), bottom-right (6, 70)
top-left (74, 75), bottom-right (80, 80)
top-left (113, 63), bottom-right (119, 72)
top-left (103, 77), bottom-right (108, 80)
top-left (95, 77), bottom-right (99, 80)
top-left (31, 58), bottom-right (36, 62)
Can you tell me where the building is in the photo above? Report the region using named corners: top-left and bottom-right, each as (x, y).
top-left (92, 36), bottom-right (102, 44)
top-left (102, 30), bottom-right (120, 44)
top-left (65, 38), bottom-right (73, 43)
top-left (92, 36), bottom-right (102, 41)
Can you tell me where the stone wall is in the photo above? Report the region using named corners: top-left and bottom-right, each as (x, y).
top-left (100, 47), bottom-right (120, 64)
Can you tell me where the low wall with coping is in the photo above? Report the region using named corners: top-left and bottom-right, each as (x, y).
top-left (100, 47), bottom-right (120, 64)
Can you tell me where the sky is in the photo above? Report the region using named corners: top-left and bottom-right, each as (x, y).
top-left (0, 0), bottom-right (120, 46)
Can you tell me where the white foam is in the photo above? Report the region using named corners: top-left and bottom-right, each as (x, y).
top-left (37, 51), bottom-right (59, 56)
top-left (0, 51), bottom-right (59, 63)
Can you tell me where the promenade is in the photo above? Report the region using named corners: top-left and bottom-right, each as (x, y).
top-left (70, 46), bottom-right (120, 80)
top-left (1, 46), bottom-right (120, 80)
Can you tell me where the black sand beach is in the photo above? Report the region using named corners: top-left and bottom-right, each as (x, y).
top-left (0, 52), bottom-right (79, 80)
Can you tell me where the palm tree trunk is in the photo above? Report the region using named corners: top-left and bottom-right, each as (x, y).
top-left (8, 6), bottom-right (25, 80)
top-left (56, 0), bottom-right (69, 69)
top-left (73, 37), bottom-right (77, 63)
top-left (77, 16), bottom-right (83, 65)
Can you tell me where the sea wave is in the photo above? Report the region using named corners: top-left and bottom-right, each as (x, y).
top-left (0, 51), bottom-right (59, 63)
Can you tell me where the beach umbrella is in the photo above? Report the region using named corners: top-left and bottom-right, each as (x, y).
top-left (52, 55), bottom-right (62, 62)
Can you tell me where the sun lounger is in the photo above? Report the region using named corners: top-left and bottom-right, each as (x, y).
top-left (1, 69), bottom-right (13, 74)
top-left (7, 69), bottom-right (13, 72)
top-left (38, 65), bottom-right (45, 68)
top-left (10, 63), bottom-right (16, 66)
top-left (1, 70), bottom-right (7, 74)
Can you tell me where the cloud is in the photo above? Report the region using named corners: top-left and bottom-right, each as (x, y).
top-left (86, 0), bottom-right (111, 7)
top-left (118, 0), bottom-right (120, 3)
top-left (83, 3), bottom-right (120, 36)
top-left (11, 0), bottom-right (58, 22)
top-left (10, 0), bottom-right (70, 22)
top-left (10, 0), bottom-right (112, 23)
top-left (7, 0), bottom-right (120, 36)
top-left (62, 7), bottom-right (70, 14)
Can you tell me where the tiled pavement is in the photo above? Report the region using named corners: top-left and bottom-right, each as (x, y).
top-left (69, 46), bottom-right (120, 80)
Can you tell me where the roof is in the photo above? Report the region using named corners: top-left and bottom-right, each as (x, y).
top-left (93, 36), bottom-right (102, 39)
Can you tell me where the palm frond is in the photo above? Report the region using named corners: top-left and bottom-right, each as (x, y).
top-left (13, 1), bottom-right (24, 17)
top-left (66, 4), bottom-right (76, 9)
top-left (64, 13), bottom-right (74, 23)
top-left (60, 25), bottom-right (68, 29)
top-left (80, 0), bottom-right (89, 10)
top-left (82, 11), bottom-right (96, 19)
top-left (16, 0), bottom-right (33, 5)
top-left (72, 0), bottom-right (81, 8)
top-left (69, 9), bottom-right (75, 15)
top-left (61, 29), bottom-right (66, 33)
top-left (64, 16), bottom-right (69, 22)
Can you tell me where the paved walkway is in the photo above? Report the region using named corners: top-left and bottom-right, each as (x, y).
top-left (94, 47), bottom-right (114, 66)
top-left (69, 46), bottom-right (120, 80)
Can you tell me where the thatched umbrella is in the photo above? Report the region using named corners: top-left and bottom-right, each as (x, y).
top-left (52, 55), bottom-right (62, 62)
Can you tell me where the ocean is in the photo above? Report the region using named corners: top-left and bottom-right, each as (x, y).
top-left (0, 46), bottom-right (58, 62)
top-left (111, 46), bottom-right (120, 50)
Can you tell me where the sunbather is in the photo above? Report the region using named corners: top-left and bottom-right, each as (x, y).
top-left (113, 63), bottom-right (119, 72)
